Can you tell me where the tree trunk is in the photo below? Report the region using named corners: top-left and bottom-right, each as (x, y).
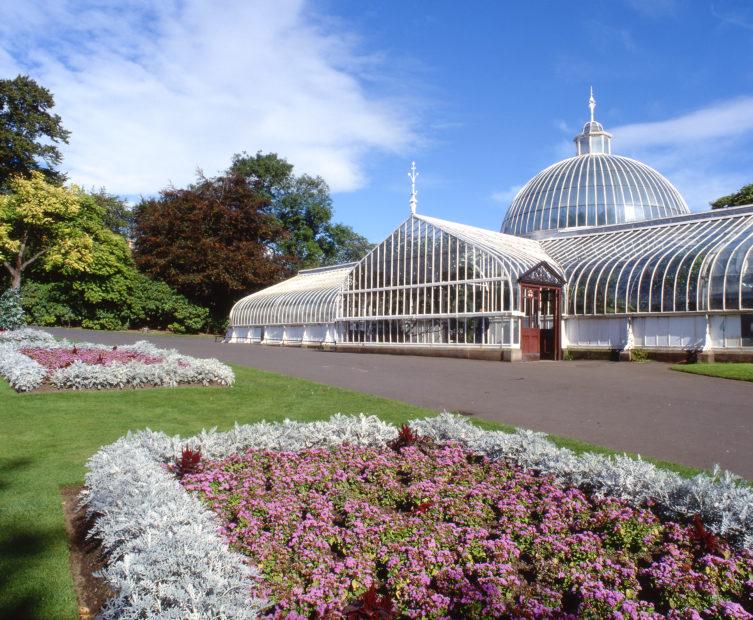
top-left (2, 262), bottom-right (21, 290)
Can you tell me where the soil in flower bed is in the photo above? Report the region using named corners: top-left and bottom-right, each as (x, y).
top-left (182, 436), bottom-right (753, 619)
top-left (60, 485), bottom-right (111, 620)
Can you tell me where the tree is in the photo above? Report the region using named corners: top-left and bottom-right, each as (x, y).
top-left (132, 171), bottom-right (292, 322)
top-left (711, 184), bottom-right (753, 210)
top-left (321, 223), bottom-right (373, 265)
top-left (230, 152), bottom-right (372, 267)
top-left (0, 172), bottom-right (94, 289)
top-left (89, 187), bottom-right (133, 237)
top-left (0, 75), bottom-right (70, 188)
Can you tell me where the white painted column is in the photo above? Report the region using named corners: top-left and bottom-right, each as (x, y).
top-left (623, 317), bottom-right (634, 350)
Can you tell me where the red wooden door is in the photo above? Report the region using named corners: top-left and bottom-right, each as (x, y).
top-left (521, 286), bottom-right (541, 359)
top-left (521, 285), bottom-right (561, 360)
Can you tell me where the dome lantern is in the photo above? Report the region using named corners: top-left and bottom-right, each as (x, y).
top-left (574, 88), bottom-right (612, 155)
top-left (501, 90), bottom-right (690, 238)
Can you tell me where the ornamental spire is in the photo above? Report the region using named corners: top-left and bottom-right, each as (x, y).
top-left (588, 86), bottom-right (596, 123)
top-left (408, 161), bottom-right (418, 214)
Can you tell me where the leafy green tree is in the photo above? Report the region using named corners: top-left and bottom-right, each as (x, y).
top-left (0, 75), bottom-right (70, 188)
top-left (321, 223), bottom-right (373, 265)
top-left (21, 190), bottom-right (210, 332)
top-left (0, 172), bottom-right (94, 289)
top-left (89, 187), bottom-right (133, 237)
top-left (230, 152), bottom-right (372, 267)
top-left (711, 183), bottom-right (753, 210)
top-left (132, 171), bottom-right (292, 322)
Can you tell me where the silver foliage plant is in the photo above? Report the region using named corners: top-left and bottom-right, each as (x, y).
top-left (86, 414), bottom-right (753, 619)
top-left (0, 343), bottom-right (48, 391)
top-left (84, 432), bottom-right (266, 619)
top-left (0, 327), bottom-right (56, 345)
top-left (0, 328), bottom-right (234, 391)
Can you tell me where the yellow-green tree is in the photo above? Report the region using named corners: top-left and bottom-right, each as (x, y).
top-left (0, 172), bottom-right (93, 289)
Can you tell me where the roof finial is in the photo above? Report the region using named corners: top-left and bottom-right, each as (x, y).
top-left (408, 161), bottom-right (418, 214)
top-left (588, 86), bottom-right (596, 123)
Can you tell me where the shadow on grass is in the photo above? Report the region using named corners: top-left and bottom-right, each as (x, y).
top-left (0, 457), bottom-right (33, 492)
top-left (0, 456), bottom-right (55, 619)
top-left (0, 525), bottom-right (63, 619)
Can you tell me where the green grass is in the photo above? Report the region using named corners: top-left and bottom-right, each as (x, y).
top-left (0, 365), bottom-right (705, 619)
top-left (671, 362), bottom-right (753, 382)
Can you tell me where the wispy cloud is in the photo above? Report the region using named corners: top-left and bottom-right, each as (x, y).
top-left (614, 97), bottom-right (753, 148)
top-left (0, 0), bottom-right (419, 195)
top-left (490, 184), bottom-right (522, 204)
top-left (611, 97), bottom-right (753, 210)
top-left (711, 1), bottom-right (753, 31)
top-left (623, 0), bottom-right (679, 18)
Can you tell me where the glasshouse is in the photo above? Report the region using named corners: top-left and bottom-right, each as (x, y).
top-left (228, 94), bottom-right (753, 361)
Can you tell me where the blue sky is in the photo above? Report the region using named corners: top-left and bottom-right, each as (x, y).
top-left (3, 0), bottom-right (753, 241)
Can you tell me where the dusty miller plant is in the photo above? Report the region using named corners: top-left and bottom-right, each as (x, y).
top-left (85, 413), bottom-right (753, 619)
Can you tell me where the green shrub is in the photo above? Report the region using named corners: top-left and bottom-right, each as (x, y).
top-left (81, 310), bottom-right (128, 331)
top-left (631, 348), bottom-right (649, 362)
top-left (0, 287), bottom-right (26, 329)
top-left (20, 275), bottom-right (209, 333)
top-left (126, 274), bottom-right (209, 333)
top-left (20, 281), bottom-right (79, 326)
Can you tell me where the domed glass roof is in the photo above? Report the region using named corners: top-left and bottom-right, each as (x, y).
top-left (501, 91), bottom-right (689, 238)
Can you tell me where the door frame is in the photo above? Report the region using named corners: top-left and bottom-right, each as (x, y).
top-left (518, 262), bottom-right (565, 361)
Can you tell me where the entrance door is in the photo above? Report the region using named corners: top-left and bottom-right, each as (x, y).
top-left (521, 287), bottom-right (541, 358)
top-left (521, 285), bottom-right (561, 360)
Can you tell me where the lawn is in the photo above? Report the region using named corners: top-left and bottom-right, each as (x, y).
top-left (0, 364), bottom-right (705, 619)
top-left (671, 362), bottom-right (753, 382)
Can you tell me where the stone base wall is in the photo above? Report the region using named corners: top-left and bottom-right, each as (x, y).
top-left (333, 344), bottom-right (521, 362)
top-left (566, 347), bottom-right (753, 364)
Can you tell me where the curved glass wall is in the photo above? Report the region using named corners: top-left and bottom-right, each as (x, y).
top-left (502, 155), bottom-right (689, 237)
top-left (542, 209), bottom-right (753, 315)
top-left (341, 214), bottom-right (557, 346)
top-left (229, 264), bottom-right (353, 327)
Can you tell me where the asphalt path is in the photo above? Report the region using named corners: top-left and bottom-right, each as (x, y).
top-left (48, 328), bottom-right (753, 478)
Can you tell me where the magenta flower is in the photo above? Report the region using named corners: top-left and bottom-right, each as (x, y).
top-left (20, 346), bottom-right (163, 370)
top-left (181, 441), bottom-right (753, 619)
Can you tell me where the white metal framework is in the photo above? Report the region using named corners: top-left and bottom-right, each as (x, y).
top-left (502, 94), bottom-right (689, 237)
top-left (229, 263), bottom-right (354, 327)
top-left (341, 214), bottom-right (558, 346)
top-left (542, 206), bottom-right (753, 315)
top-left (226, 93), bottom-right (753, 355)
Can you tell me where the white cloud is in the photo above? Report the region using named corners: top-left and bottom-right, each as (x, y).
top-left (0, 0), bottom-right (418, 195)
top-left (613, 97), bottom-right (753, 149)
top-left (609, 97), bottom-right (753, 210)
top-left (491, 184), bottom-right (522, 204)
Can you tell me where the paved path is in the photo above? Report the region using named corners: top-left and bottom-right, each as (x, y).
top-left (49, 328), bottom-right (753, 478)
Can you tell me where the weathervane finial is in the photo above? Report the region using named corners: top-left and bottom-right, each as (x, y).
top-left (588, 86), bottom-right (596, 123)
top-left (408, 161), bottom-right (418, 214)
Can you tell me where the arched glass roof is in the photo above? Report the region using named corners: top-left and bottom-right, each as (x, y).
top-left (542, 206), bottom-right (753, 315)
top-left (416, 214), bottom-right (560, 279)
top-left (229, 263), bottom-right (354, 327)
top-left (501, 93), bottom-right (689, 238)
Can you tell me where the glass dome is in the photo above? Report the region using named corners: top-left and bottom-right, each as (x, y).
top-left (501, 92), bottom-right (689, 238)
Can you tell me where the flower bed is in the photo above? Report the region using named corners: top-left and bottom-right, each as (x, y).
top-left (183, 437), bottom-right (753, 618)
top-left (84, 415), bottom-right (753, 619)
top-left (20, 346), bottom-right (164, 370)
top-left (0, 328), bottom-right (233, 391)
